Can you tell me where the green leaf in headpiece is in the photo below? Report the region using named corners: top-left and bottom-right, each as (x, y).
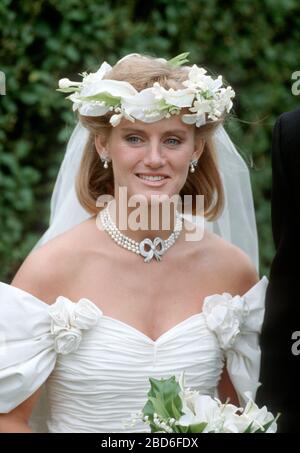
top-left (167, 52), bottom-right (190, 68)
top-left (78, 92), bottom-right (121, 106)
top-left (56, 87), bottom-right (80, 93)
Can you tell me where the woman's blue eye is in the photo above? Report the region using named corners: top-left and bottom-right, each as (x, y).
top-left (126, 136), bottom-right (141, 143)
top-left (125, 136), bottom-right (181, 145)
top-left (167, 138), bottom-right (180, 145)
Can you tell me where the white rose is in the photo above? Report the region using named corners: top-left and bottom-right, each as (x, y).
top-left (53, 327), bottom-right (82, 355)
top-left (48, 296), bottom-right (101, 355)
top-left (48, 296), bottom-right (74, 328)
top-left (71, 298), bottom-right (102, 330)
top-left (203, 293), bottom-right (246, 349)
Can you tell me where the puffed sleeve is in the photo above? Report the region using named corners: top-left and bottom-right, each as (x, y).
top-left (0, 282), bottom-right (101, 414)
top-left (202, 276), bottom-right (268, 406)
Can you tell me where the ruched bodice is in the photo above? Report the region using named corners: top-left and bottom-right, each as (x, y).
top-left (47, 313), bottom-right (222, 432)
top-left (0, 277), bottom-right (268, 433)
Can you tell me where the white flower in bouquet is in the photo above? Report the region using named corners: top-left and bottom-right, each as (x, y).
top-left (178, 394), bottom-right (225, 432)
top-left (239, 391), bottom-right (278, 433)
top-left (124, 371), bottom-right (279, 433)
top-left (177, 371), bottom-right (225, 432)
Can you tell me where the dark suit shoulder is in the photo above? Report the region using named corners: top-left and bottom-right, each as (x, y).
top-left (280, 106), bottom-right (300, 123)
top-left (278, 107), bottom-right (300, 148)
top-left (273, 108), bottom-right (300, 178)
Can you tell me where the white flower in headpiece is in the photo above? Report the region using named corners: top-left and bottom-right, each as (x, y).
top-left (70, 90), bottom-right (110, 116)
top-left (181, 113), bottom-right (206, 127)
top-left (183, 65), bottom-right (208, 88)
top-left (192, 98), bottom-right (214, 114)
top-left (76, 80), bottom-right (137, 117)
top-left (181, 65), bottom-right (235, 123)
top-left (152, 82), bottom-right (195, 108)
top-left (110, 106), bottom-right (136, 127)
top-left (184, 65), bottom-right (223, 95)
top-left (57, 54), bottom-right (235, 127)
top-left (217, 86), bottom-right (235, 113)
top-left (58, 78), bottom-right (81, 89)
top-left (109, 113), bottom-right (123, 127)
top-left (187, 98), bottom-right (214, 123)
top-left (80, 79), bottom-right (137, 99)
top-left (81, 61), bottom-right (112, 86)
top-left (121, 88), bottom-right (164, 123)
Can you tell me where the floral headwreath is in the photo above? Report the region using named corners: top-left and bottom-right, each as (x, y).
top-left (57, 52), bottom-right (235, 128)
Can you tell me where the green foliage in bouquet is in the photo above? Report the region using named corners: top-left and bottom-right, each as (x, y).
top-left (132, 373), bottom-right (280, 433)
top-left (142, 376), bottom-right (207, 433)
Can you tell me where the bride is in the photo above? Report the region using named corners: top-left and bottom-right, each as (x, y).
top-left (0, 53), bottom-right (267, 433)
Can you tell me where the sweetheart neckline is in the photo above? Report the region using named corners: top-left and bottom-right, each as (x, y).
top-left (98, 311), bottom-right (205, 345)
top-left (1, 276), bottom-right (268, 345)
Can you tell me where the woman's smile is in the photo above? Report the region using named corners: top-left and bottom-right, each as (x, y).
top-left (135, 173), bottom-right (170, 187)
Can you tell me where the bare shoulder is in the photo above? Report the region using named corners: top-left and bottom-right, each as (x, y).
top-left (11, 239), bottom-right (72, 305)
top-left (201, 229), bottom-right (259, 296)
top-left (11, 216), bottom-right (97, 304)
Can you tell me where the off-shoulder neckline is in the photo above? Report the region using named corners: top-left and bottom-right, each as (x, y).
top-left (0, 277), bottom-right (268, 345)
top-left (1, 276), bottom-right (268, 304)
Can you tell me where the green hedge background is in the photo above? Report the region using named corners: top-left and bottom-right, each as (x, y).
top-left (1, 0), bottom-right (300, 282)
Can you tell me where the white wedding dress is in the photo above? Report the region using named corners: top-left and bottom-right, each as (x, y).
top-left (0, 277), bottom-right (267, 433)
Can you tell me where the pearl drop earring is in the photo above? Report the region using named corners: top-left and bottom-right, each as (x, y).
top-left (100, 154), bottom-right (110, 169)
top-left (190, 159), bottom-right (198, 173)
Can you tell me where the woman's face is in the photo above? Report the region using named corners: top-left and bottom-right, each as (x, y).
top-left (95, 115), bottom-right (204, 203)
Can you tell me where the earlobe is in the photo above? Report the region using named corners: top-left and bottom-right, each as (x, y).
top-left (193, 139), bottom-right (205, 160)
top-left (95, 135), bottom-right (109, 158)
top-left (94, 135), bottom-right (105, 153)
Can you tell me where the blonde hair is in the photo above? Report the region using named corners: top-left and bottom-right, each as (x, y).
top-left (76, 54), bottom-right (225, 220)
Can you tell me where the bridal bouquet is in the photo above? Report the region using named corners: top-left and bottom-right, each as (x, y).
top-left (125, 372), bottom-right (279, 433)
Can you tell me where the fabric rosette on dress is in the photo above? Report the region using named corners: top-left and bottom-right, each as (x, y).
top-left (202, 283), bottom-right (265, 405)
top-left (203, 293), bottom-right (248, 349)
top-left (48, 297), bottom-right (100, 354)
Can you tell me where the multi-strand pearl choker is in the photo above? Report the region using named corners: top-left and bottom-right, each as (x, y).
top-left (100, 205), bottom-right (183, 263)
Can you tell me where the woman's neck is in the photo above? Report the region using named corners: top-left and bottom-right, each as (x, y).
top-left (107, 199), bottom-right (179, 243)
